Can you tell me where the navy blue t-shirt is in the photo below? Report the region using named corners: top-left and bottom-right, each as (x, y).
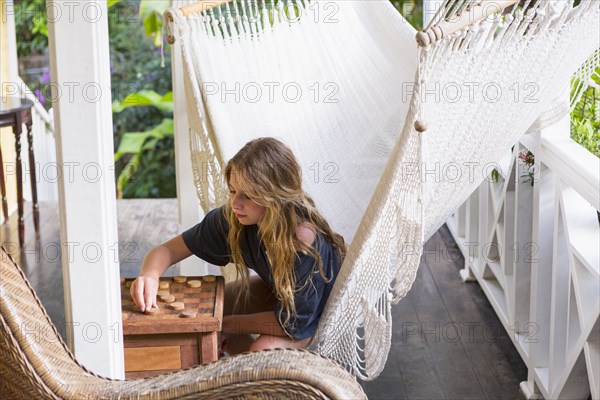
top-left (181, 206), bottom-right (342, 340)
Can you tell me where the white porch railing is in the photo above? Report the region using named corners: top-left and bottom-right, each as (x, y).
top-left (13, 76), bottom-right (58, 205)
top-left (447, 114), bottom-right (600, 400)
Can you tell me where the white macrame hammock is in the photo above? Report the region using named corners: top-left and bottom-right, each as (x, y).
top-left (165, 0), bottom-right (600, 380)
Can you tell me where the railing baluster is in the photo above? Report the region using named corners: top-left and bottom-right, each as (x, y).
top-left (448, 116), bottom-right (599, 398)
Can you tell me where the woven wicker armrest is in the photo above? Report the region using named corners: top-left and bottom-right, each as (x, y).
top-left (99, 348), bottom-right (365, 399)
top-left (0, 247), bottom-right (365, 399)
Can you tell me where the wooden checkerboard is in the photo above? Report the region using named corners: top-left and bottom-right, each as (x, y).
top-left (121, 275), bottom-right (224, 378)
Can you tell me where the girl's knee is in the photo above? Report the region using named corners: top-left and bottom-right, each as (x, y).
top-left (249, 335), bottom-right (311, 352)
top-left (249, 335), bottom-right (280, 351)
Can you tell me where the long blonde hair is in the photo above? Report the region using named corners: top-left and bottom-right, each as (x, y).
top-left (223, 137), bottom-right (346, 331)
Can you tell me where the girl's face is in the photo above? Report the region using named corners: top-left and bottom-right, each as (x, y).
top-left (228, 170), bottom-right (266, 226)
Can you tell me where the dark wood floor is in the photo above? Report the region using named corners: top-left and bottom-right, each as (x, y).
top-left (1, 200), bottom-right (527, 398)
top-left (360, 227), bottom-right (528, 399)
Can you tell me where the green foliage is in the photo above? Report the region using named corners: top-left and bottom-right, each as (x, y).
top-left (108, 1), bottom-right (172, 103)
top-left (110, 1), bottom-right (173, 198)
top-left (15, 0), bottom-right (48, 56)
top-left (115, 118), bottom-right (174, 160)
top-left (108, 1), bottom-right (174, 199)
top-left (570, 68), bottom-right (600, 158)
top-left (518, 150), bottom-right (536, 186)
top-left (115, 118), bottom-right (174, 198)
top-left (113, 91), bottom-right (174, 199)
top-left (120, 137), bottom-right (176, 198)
top-left (139, 0), bottom-right (170, 47)
top-left (15, 0), bottom-right (118, 56)
top-left (112, 90), bottom-right (173, 114)
top-left (390, 0), bottom-right (423, 30)
top-left (490, 169), bottom-right (500, 184)
top-left (112, 88), bottom-right (174, 198)
top-left (14, 0), bottom-right (175, 198)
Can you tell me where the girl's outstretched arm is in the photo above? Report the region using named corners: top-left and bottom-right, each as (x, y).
top-left (131, 234), bottom-right (192, 312)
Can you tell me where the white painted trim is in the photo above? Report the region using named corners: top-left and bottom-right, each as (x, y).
top-left (4, 0), bottom-right (19, 84)
top-left (448, 119), bottom-right (600, 399)
top-left (16, 76), bottom-right (54, 126)
top-left (422, 0), bottom-right (440, 27)
top-left (47, 0), bottom-right (124, 379)
top-left (540, 138), bottom-right (599, 211)
top-left (171, 9), bottom-right (208, 276)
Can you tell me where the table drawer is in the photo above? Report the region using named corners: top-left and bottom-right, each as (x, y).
top-left (124, 345), bottom-right (181, 372)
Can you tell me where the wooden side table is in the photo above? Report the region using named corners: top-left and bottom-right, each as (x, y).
top-left (121, 275), bottom-right (224, 379)
top-left (0, 97), bottom-right (40, 246)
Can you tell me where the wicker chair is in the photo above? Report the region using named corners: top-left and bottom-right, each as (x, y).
top-left (0, 247), bottom-right (366, 399)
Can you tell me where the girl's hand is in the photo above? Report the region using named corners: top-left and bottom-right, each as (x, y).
top-left (130, 234), bottom-right (192, 312)
top-left (130, 275), bottom-right (159, 312)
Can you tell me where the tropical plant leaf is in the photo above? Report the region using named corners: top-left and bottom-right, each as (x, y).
top-left (139, 0), bottom-right (169, 46)
top-left (143, 11), bottom-right (163, 42)
top-left (112, 90), bottom-right (173, 114)
top-left (571, 75), bottom-right (600, 158)
top-left (114, 118), bottom-right (174, 161)
top-left (117, 153), bottom-right (142, 199)
top-left (139, 0), bottom-right (170, 18)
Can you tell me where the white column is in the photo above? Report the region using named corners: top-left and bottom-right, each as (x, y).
top-left (3, 0), bottom-right (19, 84)
top-left (171, 21), bottom-right (204, 275)
top-left (46, 0), bottom-right (124, 378)
top-left (171, 0), bottom-right (219, 276)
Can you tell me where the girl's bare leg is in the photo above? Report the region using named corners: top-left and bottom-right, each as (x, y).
top-left (222, 334), bottom-right (255, 355)
top-left (222, 274), bottom-right (276, 355)
top-left (224, 274), bottom-right (276, 316)
top-left (249, 335), bottom-right (312, 351)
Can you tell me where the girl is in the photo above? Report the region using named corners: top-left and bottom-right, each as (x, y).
top-left (131, 137), bottom-right (346, 353)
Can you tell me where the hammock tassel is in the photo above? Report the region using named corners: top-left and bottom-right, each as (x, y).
top-left (164, 10), bottom-right (177, 45)
top-left (414, 120), bottom-right (428, 133)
